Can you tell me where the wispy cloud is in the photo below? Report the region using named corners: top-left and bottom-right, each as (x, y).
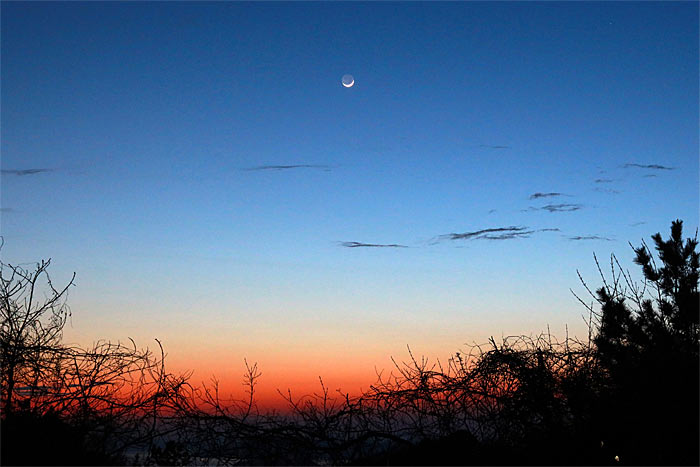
top-left (442, 226), bottom-right (529, 240)
top-left (438, 226), bottom-right (559, 242)
top-left (594, 187), bottom-right (621, 194)
top-left (567, 235), bottom-right (613, 241)
top-left (479, 144), bottom-right (511, 149)
top-left (482, 232), bottom-right (533, 240)
top-left (340, 241), bottom-right (408, 248)
top-left (542, 204), bottom-right (582, 212)
top-left (622, 163), bottom-right (674, 170)
top-left (525, 204), bottom-right (583, 213)
top-left (529, 192), bottom-right (567, 200)
top-left (242, 164), bottom-right (333, 171)
top-left (1, 168), bottom-right (54, 176)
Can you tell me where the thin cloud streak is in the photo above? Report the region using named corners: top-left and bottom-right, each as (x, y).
top-left (340, 242), bottom-right (408, 248)
top-left (541, 204), bottom-right (582, 212)
top-left (242, 164), bottom-right (334, 171)
top-left (594, 187), bottom-right (621, 194)
top-left (529, 192), bottom-right (567, 200)
top-left (442, 226), bottom-right (529, 240)
top-left (481, 231), bottom-right (534, 240)
top-left (622, 163), bottom-right (675, 170)
top-left (1, 168), bottom-right (54, 176)
top-left (525, 204), bottom-right (583, 213)
top-left (439, 226), bottom-right (559, 242)
top-left (479, 144), bottom-right (511, 149)
top-left (567, 235), bottom-right (613, 241)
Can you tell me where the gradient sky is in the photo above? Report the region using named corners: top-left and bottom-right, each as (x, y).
top-left (2, 2), bottom-right (698, 406)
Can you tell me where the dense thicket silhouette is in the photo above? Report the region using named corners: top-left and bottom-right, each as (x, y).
top-left (1, 221), bottom-right (698, 465)
top-left (0, 250), bottom-right (192, 464)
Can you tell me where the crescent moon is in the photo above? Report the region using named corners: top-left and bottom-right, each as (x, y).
top-left (342, 79), bottom-right (354, 88)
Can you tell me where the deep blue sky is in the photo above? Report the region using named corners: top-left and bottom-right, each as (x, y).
top-left (1, 2), bottom-right (698, 393)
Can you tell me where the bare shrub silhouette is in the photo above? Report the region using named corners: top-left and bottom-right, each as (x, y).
top-left (0, 248), bottom-right (192, 464)
top-left (162, 333), bottom-right (601, 465)
top-left (0, 253), bottom-right (75, 415)
top-left (1, 220), bottom-right (697, 465)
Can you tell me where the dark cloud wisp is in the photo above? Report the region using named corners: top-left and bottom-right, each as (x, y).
top-left (1, 168), bottom-right (53, 176)
top-left (482, 232), bottom-right (534, 240)
top-left (567, 235), bottom-right (613, 241)
top-left (529, 192), bottom-right (566, 200)
top-left (526, 204), bottom-right (583, 213)
top-left (622, 163), bottom-right (674, 170)
top-left (439, 226), bottom-right (559, 242)
top-left (340, 242), bottom-right (408, 248)
top-left (443, 226), bottom-right (529, 240)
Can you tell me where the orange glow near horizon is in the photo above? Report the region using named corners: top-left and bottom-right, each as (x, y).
top-left (166, 345), bottom-right (468, 411)
top-left (60, 302), bottom-right (591, 411)
top-left (169, 356), bottom-right (389, 411)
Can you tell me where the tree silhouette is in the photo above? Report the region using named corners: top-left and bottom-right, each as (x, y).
top-left (0, 253), bottom-right (75, 415)
top-left (0, 247), bottom-right (192, 465)
top-left (584, 220), bottom-right (699, 465)
top-left (1, 222), bottom-right (697, 465)
top-left (631, 219), bottom-right (699, 341)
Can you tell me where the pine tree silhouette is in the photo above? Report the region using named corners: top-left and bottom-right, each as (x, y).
top-left (593, 220), bottom-right (699, 465)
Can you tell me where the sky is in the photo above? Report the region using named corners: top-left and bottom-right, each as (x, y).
top-left (1, 2), bottom-right (698, 406)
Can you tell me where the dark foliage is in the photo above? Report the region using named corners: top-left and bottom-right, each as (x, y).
top-left (590, 219), bottom-right (699, 466)
top-left (1, 220), bottom-right (697, 465)
top-left (1, 410), bottom-right (124, 465)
